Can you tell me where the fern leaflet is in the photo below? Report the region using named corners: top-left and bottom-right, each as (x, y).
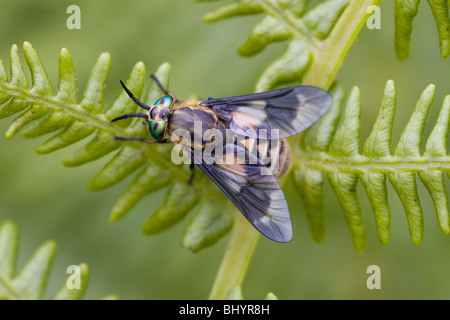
top-left (293, 80), bottom-right (450, 252)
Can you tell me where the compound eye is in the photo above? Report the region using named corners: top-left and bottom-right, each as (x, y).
top-left (154, 96), bottom-right (173, 109)
top-left (149, 120), bottom-right (166, 141)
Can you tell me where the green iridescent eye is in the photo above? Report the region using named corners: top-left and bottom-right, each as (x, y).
top-left (154, 96), bottom-right (172, 109)
top-left (149, 120), bottom-right (167, 141)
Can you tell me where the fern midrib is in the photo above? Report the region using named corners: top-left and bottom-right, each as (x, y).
top-left (302, 0), bottom-right (382, 89)
top-left (0, 83), bottom-right (115, 132)
top-left (297, 151), bottom-right (450, 173)
top-left (0, 82), bottom-right (224, 198)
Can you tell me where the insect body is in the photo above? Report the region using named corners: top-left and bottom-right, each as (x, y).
top-left (112, 76), bottom-right (332, 243)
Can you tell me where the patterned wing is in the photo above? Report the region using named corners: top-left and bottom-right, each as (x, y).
top-left (202, 86), bottom-right (332, 139)
top-left (192, 143), bottom-right (292, 243)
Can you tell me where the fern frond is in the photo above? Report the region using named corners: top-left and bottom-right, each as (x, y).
top-left (0, 42), bottom-right (234, 253)
top-left (198, 0), bottom-right (450, 80)
top-left (196, 0), bottom-right (349, 89)
top-left (195, 0), bottom-right (382, 90)
top-left (293, 80), bottom-right (450, 252)
top-left (0, 220), bottom-right (112, 300)
top-left (395, 0), bottom-right (450, 60)
top-left (2, 42), bottom-right (449, 255)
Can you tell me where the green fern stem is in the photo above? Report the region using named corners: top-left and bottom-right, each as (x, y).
top-left (208, 214), bottom-right (260, 300)
top-left (210, 0), bottom-right (382, 298)
top-left (0, 82), bottom-right (114, 133)
top-left (298, 154), bottom-right (450, 173)
top-left (302, 0), bottom-right (382, 89)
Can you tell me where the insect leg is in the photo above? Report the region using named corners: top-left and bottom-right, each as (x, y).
top-left (187, 163), bottom-right (196, 185)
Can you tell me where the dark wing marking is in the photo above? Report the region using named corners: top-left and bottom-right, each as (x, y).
top-left (202, 86), bottom-right (332, 139)
top-left (192, 143), bottom-right (292, 242)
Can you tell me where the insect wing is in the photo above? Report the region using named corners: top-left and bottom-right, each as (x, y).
top-left (203, 86), bottom-right (332, 139)
top-left (192, 143), bottom-right (292, 243)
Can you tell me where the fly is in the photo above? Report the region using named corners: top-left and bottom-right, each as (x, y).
top-left (112, 75), bottom-right (332, 243)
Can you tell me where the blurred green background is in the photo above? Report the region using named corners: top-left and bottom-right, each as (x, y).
top-left (1, 0), bottom-right (450, 299)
